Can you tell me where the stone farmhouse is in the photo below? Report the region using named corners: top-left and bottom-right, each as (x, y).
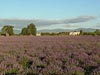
top-left (69, 31), bottom-right (80, 35)
top-left (36, 33), bottom-right (41, 36)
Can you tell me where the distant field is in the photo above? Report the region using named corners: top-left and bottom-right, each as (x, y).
top-left (0, 36), bottom-right (100, 75)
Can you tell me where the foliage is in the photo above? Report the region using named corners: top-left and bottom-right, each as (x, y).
top-left (20, 23), bottom-right (36, 35)
top-left (19, 57), bottom-right (33, 69)
top-left (27, 23), bottom-right (37, 35)
top-left (1, 25), bottom-right (14, 35)
top-left (5, 69), bottom-right (18, 75)
top-left (80, 30), bottom-right (83, 35)
top-left (21, 28), bottom-right (28, 35)
top-left (41, 32), bottom-right (69, 36)
top-left (94, 29), bottom-right (100, 35)
top-left (83, 32), bottom-right (96, 36)
top-left (82, 29), bottom-right (100, 36)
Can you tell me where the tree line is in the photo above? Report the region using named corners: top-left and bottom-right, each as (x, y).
top-left (0, 23), bottom-right (37, 36)
top-left (0, 23), bottom-right (100, 36)
top-left (41, 30), bottom-right (100, 36)
top-left (80, 29), bottom-right (100, 36)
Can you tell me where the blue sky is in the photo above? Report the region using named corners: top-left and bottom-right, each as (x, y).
top-left (0, 0), bottom-right (100, 30)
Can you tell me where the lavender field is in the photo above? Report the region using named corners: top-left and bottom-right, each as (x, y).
top-left (0, 36), bottom-right (100, 75)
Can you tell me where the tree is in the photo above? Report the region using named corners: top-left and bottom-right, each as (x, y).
top-left (94, 29), bottom-right (100, 35)
top-left (94, 29), bottom-right (99, 33)
top-left (21, 28), bottom-right (28, 35)
top-left (1, 25), bottom-right (14, 35)
top-left (27, 23), bottom-right (37, 35)
top-left (80, 30), bottom-right (83, 35)
top-left (20, 23), bottom-right (37, 35)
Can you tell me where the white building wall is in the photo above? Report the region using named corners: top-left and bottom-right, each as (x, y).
top-left (69, 32), bottom-right (80, 35)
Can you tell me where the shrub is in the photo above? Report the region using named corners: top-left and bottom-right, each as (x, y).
top-left (73, 71), bottom-right (84, 75)
top-left (5, 69), bottom-right (18, 75)
top-left (26, 72), bottom-right (38, 75)
top-left (19, 57), bottom-right (33, 69)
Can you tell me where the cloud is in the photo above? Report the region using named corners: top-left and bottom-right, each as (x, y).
top-left (0, 16), bottom-right (96, 28)
top-left (0, 19), bottom-right (33, 28)
top-left (63, 24), bottom-right (79, 27)
top-left (62, 16), bottom-right (96, 24)
top-left (34, 16), bottom-right (96, 26)
top-left (95, 23), bottom-right (100, 28)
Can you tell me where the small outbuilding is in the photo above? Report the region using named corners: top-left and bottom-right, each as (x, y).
top-left (36, 33), bottom-right (41, 36)
top-left (69, 31), bottom-right (80, 35)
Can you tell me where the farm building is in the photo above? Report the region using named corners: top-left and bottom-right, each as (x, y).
top-left (36, 33), bottom-right (41, 36)
top-left (69, 32), bottom-right (80, 35)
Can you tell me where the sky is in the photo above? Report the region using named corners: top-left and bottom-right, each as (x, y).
top-left (0, 0), bottom-right (100, 30)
